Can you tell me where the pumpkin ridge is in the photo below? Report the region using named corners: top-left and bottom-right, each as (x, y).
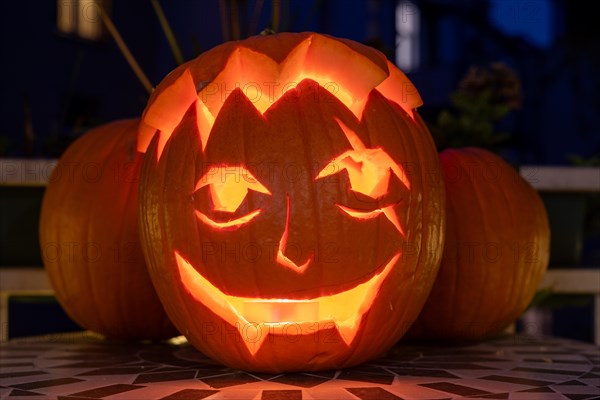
top-left (143, 132), bottom-right (189, 338)
top-left (42, 155), bottom-right (71, 316)
top-left (240, 89), bottom-right (264, 299)
top-left (511, 175), bottom-right (543, 327)
top-left (391, 112), bottom-right (431, 341)
top-left (43, 125), bottom-right (99, 327)
top-left (142, 131), bottom-right (186, 338)
top-left (111, 124), bottom-right (147, 336)
top-left (407, 146), bottom-right (448, 337)
top-left (41, 119), bottom-right (177, 339)
top-left (104, 122), bottom-right (157, 336)
top-left (399, 112), bottom-right (445, 338)
top-left (293, 83), bottom-right (324, 286)
top-left (471, 148), bottom-right (525, 334)
top-left (115, 143), bottom-right (165, 337)
top-left (409, 147), bottom-right (548, 341)
top-left (454, 150), bottom-right (493, 332)
top-left (198, 88), bottom-right (278, 294)
top-left (357, 97), bottom-right (384, 301)
top-left (469, 148), bottom-right (517, 333)
top-left (440, 151), bottom-right (468, 334)
top-left (405, 114), bottom-right (436, 328)
top-left (355, 88), bottom-right (416, 296)
top-left (444, 174), bottom-right (461, 332)
top-left (506, 153), bottom-right (546, 333)
top-left (80, 129), bottom-right (122, 335)
top-left (108, 134), bottom-right (134, 336)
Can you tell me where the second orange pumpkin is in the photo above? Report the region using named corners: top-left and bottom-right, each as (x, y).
top-left (39, 119), bottom-right (177, 340)
top-left (409, 147), bottom-right (550, 341)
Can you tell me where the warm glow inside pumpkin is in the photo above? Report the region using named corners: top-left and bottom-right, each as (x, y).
top-left (175, 251), bottom-right (399, 355)
top-left (138, 34), bottom-right (422, 157)
top-left (138, 32), bottom-right (443, 372)
top-left (176, 114), bottom-right (408, 356)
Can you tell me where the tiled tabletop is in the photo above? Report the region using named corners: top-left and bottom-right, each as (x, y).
top-left (0, 333), bottom-right (598, 399)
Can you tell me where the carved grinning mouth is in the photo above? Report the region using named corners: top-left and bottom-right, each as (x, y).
top-left (175, 251), bottom-right (399, 355)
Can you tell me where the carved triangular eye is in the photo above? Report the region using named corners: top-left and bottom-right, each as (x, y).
top-left (315, 119), bottom-right (410, 236)
top-left (195, 165), bottom-right (271, 228)
top-left (318, 148), bottom-right (406, 199)
top-left (316, 119), bottom-right (410, 198)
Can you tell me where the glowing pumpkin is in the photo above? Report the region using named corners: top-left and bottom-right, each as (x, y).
top-left (39, 119), bottom-right (177, 340)
top-left (408, 148), bottom-right (550, 341)
top-left (138, 32), bottom-right (445, 372)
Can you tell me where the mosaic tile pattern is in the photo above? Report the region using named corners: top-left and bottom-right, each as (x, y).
top-left (0, 333), bottom-right (598, 399)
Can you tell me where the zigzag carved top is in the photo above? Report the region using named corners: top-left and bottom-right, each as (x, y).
top-left (138, 32), bottom-right (423, 155)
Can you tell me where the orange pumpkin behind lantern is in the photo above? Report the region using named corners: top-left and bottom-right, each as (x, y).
top-left (40, 119), bottom-right (177, 340)
top-left (137, 32), bottom-right (445, 372)
top-left (408, 147), bottom-right (550, 341)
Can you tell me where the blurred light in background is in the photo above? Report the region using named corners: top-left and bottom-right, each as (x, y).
top-left (395, 0), bottom-right (420, 72)
top-left (56, 0), bottom-right (110, 41)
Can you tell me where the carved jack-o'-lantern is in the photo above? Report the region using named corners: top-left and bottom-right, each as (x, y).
top-left (138, 32), bottom-right (445, 372)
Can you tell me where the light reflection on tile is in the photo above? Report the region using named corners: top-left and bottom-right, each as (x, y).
top-left (0, 332), bottom-right (597, 399)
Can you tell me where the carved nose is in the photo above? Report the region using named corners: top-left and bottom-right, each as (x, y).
top-left (276, 195), bottom-right (312, 274)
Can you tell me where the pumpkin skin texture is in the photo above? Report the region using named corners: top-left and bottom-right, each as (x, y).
top-left (409, 147), bottom-right (550, 342)
top-left (39, 119), bottom-right (177, 340)
top-left (138, 32), bottom-right (445, 372)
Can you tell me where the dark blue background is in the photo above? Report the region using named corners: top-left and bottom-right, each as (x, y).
top-left (1, 0), bottom-right (599, 163)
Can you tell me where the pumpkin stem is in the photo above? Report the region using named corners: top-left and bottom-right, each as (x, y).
top-left (260, 28), bottom-right (276, 36)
